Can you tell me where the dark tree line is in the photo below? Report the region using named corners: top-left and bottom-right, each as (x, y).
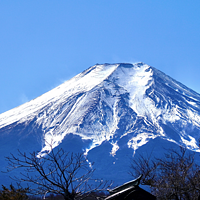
top-left (4, 148), bottom-right (111, 200)
top-left (0, 184), bottom-right (29, 200)
top-left (130, 147), bottom-right (200, 200)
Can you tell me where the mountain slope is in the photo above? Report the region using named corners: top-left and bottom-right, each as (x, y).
top-left (1, 62), bottom-right (200, 185)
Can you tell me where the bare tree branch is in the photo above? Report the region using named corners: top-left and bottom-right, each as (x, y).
top-left (4, 148), bottom-right (112, 200)
top-left (130, 147), bottom-right (200, 200)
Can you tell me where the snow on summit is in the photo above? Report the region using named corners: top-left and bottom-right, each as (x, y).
top-left (0, 64), bottom-right (118, 128)
top-left (1, 62), bottom-right (200, 185)
top-left (1, 62), bottom-right (200, 157)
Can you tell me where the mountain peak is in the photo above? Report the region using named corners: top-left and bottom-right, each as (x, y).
top-left (118, 62), bottom-right (145, 68)
top-left (1, 62), bottom-right (200, 185)
top-left (1, 62), bottom-right (200, 156)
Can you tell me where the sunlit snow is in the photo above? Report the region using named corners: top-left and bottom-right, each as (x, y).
top-left (1, 63), bottom-right (200, 156)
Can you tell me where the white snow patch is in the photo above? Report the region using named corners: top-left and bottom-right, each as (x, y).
top-left (110, 142), bottom-right (119, 156)
top-left (127, 132), bottom-right (157, 153)
top-left (110, 64), bottom-right (164, 134)
top-left (162, 105), bottom-right (180, 122)
top-left (180, 135), bottom-right (200, 152)
top-left (187, 109), bottom-right (200, 127)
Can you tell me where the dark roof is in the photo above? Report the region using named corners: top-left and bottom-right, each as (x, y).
top-left (108, 175), bottom-right (142, 195)
top-left (105, 185), bottom-right (156, 200)
top-left (105, 175), bottom-right (156, 200)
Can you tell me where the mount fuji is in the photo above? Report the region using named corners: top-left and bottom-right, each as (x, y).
top-left (1, 63), bottom-right (200, 185)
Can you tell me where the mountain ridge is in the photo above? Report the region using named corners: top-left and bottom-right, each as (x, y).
top-left (1, 63), bottom-right (200, 154)
top-left (1, 62), bottom-right (200, 185)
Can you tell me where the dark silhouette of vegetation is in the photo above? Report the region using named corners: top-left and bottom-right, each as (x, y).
top-left (130, 147), bottom-right (200, 200)
top-left (28, 192), bottom-right (106, 199)
top-left (5, 148), bottom-right (111, 200)
top-left (0, 184), bottom-right (29, 200)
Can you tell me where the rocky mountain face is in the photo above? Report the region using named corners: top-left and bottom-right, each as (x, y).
top-left (1, 63), bottom-right (200, 185)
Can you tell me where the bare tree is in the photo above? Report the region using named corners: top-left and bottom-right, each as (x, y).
top-left (129, 151), bottom-right (158, 186)
top-left (130, 147), bottom-right (200, 200)
top-left (4, 148), bottom-right (111, 200)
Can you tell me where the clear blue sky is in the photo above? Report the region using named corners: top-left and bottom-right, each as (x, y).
top-left (1, 1), bottom-right (200, 114)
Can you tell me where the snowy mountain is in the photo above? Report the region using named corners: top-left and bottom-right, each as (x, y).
top-left (1, 63), bottom-right (200, 185)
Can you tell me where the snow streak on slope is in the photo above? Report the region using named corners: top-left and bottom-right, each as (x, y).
top-left (0, 64), bottom-right (118, 128)
top-left (1, 63), bottom-right (200, 157)
top-left (99, 63), bottom-right (159, 155)
top-left (0, 64), bottom-right (119, 154)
